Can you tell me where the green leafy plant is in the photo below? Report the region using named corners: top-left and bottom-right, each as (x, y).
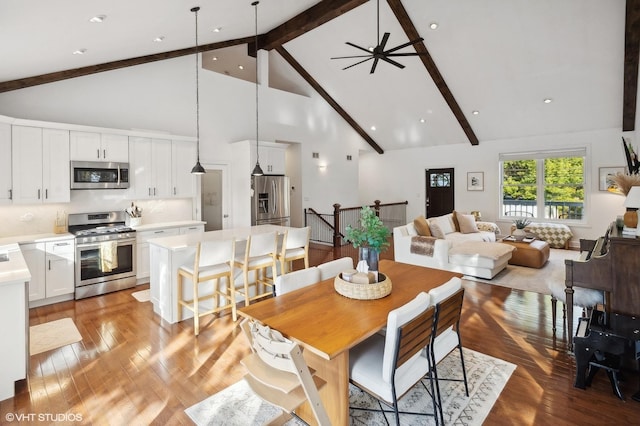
top-left (513, 218), bottom-right (531, 229)
top-left (345, 206), bottom-right (390, 252)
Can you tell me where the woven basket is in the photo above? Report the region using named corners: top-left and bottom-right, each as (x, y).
top-left (334, 273), bottom-right (392, 300)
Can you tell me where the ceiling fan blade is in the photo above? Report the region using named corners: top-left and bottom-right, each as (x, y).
top-left (370, 57), bottom-right (380, 74)
top-left (346, 42), bottom-right (373, 54)
top-left (378, 32), bottom-right (390, 51)
top-left (342, 57), bottom-right (374, 71)
top-left (380, 56), bottom-right (405, 69)
top-left (386, 52), bottom-right (427, 57)
top-left (384, 38), bottom-right (424, 55)
top-left (331, 54), bottom-right (374, 60)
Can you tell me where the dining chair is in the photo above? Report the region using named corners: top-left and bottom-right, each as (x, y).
top-left (317, 257), bottom-right (354, 281)
top-left (233, 231), bottom-right (278, 307)
top-left (428, 277), bottom-right (467, 423)
top-left (277, 226), bottom-right (310, 274)
top-left (349, 292), bottom-right (439, 426)
top-left (274, 267), bottom-right (321, 296)
top-left (240, 319), bottom-right (331, 426)
top-left (177, 239), bottom-right (236, 335)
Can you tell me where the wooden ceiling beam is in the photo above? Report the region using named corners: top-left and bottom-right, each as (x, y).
top-left (260, 0), bottom-right (368, 51)
top-left (276, 46), bottom-right (384, 154)
top-left (0, 37), bottom-right (254, 93)
top-left (386, 0), bottom-right (479, 146)
top-left (623, 0), bottom-right (640, 131)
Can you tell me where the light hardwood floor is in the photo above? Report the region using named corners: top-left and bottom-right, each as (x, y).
top-left (2, 242), bottom-right (638, 425)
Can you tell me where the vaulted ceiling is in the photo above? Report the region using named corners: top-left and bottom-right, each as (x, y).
top-left (1, 0), bottom-right (639, 153)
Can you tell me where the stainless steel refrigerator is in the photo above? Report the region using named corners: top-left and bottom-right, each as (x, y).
top-left (251, 175), bottom-right (290, 226)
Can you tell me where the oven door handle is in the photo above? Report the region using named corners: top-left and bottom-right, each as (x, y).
top-left (77, 239), bottom-right (136, 249)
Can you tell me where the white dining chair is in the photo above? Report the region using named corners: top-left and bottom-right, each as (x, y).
top-left (177, 239), bottom-right (236, 335)
top-left (274, 267), bottom-right (321, 296)
top-left (349, 292), bottom-right (439, 425)
top-left (278, 226), bottom-right (310, 274)
top-left (317, 257), bottom-right (354, 281)
top-left (233, 231), bottom-right (278, 307)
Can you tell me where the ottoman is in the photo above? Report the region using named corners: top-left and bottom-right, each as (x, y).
top-left (502, 239), bottom-right (550, 268)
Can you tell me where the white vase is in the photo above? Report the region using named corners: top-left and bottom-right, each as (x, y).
top-left (513, 228), bottom-right (526, 240)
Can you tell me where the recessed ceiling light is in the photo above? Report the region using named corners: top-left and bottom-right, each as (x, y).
top-left (238, 65), bottom-right (244, 70)
top-left (213, 27), bottom-right (222, 33)
top-left (419, 118), bottom-right (426, 123)
top-left (212, 56), bottom-right (218, 61)
top-left (72, 49), bottom-right (87, 55)
top-left (544, 98), bottom-right (553, 104)
top-left (370, 126), bottom-right (376, 131)
top-left (89, 15), bottom-right (106, 23)
top-left (429, 22), bottom-right (439, 30)
top-left (153, 36), bottom-right (165, 42)
top-left (472, 110), bottom-right (479, 115)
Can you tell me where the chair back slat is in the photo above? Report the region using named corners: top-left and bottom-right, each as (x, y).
top-left (434, 289), bottom-right (464, 338)
top-left (395, 306), bottom-right (436, 369)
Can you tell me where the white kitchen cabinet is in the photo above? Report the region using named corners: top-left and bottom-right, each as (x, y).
top-left (12, 126), bottom-right (70, 204)
top-left (130, 137), bottom-right (172, 199)
top-left (250, 142), bottom-right (286, 175)
top-left (171, 140), bottom-right (196, 198)
top-left (180, 224), bottom-right (205, 235)
top-left (70, 131), bottom-right (129, 162)
top-left (136, 227), bottom-right (180, 280)
top-left (45, 239), bottom-right (75, 298)
top-left (0, 123), bottom-right (12, 204)
top-left (21, 238), bottom-right (75, 304)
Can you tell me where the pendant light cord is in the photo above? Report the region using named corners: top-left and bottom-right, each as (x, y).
top-left (253, 1), bottom-right (260, 165)
top-left (193, 6), bottom-right (201, 163)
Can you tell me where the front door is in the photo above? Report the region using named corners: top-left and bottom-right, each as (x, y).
top-left (425, 168), bottom-right (454, 218)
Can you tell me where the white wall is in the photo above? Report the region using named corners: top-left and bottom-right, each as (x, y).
top-left (360, 127), bottom-right (630, 244)
top-left (0, 56), bottom-right (364, 233)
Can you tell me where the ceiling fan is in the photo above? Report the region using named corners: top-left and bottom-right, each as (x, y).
top-left (331, 0), bottom-right (425, 74)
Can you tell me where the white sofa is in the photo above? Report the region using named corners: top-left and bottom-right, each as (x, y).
top-left (393, 213), bottom-right (515, 279)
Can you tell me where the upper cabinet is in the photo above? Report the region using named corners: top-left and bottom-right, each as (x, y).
top-left (0, 123), bottom-right (11, 204)
top-left (70, 131), bottom-right (128, 162)
top-left (250, 142), bottom-right (286, 175)
top-left (130, 137), bottom-right (194, 199)
top-left (11, 126), bottom-right (70, 204)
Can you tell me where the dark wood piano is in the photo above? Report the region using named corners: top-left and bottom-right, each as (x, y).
top-left (564, 223), bottom-right (640, 351)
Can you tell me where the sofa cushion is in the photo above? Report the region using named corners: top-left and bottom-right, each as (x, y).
top-left (457, 213), bottom-right (479, 234)
top-left (413, 215), bottom-right (431, 236)
top-left (449, 241), bottom-right (515, 260)
top-left (428, 214), bottom-right (456, 238)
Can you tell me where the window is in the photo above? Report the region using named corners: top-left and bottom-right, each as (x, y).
top-left (500, 148), bottom-right (586, 221)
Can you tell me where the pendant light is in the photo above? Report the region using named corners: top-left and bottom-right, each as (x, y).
top-left (251, 1), bottom-right (264, 176)
top-left (190, 6), bottom-right (205, 175)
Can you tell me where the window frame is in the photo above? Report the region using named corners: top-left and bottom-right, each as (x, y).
top-left (498, 148), bottom-right (588, 224)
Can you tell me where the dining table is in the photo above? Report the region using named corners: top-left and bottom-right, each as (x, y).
top-left (238, 259), bottom-right (463, 425)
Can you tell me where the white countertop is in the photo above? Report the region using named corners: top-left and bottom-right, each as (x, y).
top-left (0, 233), bottom-right (74, 246)
top-left (132, 221), bottom-right (206, 232)
top-left (0, 243), bottom-right (31, 287)
top-left (149, 225), bottom-right (290, 251)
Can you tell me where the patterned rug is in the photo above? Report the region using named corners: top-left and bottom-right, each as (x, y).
top-left (30, 317), bottom-right (82, 356)
top-left (185, 348), bottom-right (515, 426)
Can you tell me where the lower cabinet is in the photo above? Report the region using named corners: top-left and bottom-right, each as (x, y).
top-left (21, 238), bottom-right (75, 306)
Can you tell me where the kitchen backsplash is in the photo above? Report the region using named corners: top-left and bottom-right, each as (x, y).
top-left (0, 191), bottom-right (194, 237)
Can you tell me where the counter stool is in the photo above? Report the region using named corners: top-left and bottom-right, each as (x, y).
top-left (234, 231), bottom-right (278, 307)
top-left (177, 240), bottom-right (236, 336)
top-left (277, 226), bottom-right (310, 274)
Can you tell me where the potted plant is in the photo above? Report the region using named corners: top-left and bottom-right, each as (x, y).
top-left (345, 206), bottom-right (390, 274)
top-left (512, 218), bottom-right (531, 239)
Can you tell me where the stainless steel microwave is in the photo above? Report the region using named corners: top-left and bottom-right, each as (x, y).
top-left (70, 161), bottom-right (130, 189)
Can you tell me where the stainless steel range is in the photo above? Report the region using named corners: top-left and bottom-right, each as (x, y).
top-left (68, 211), bottom-right (137, 299)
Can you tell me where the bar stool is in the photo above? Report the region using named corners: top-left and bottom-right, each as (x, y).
top-left (277, 226), bottom-right (310, 274)
top-left (177, 240), bottom-right (236, 336)
top-left (234, 231), bottom-right (278, 306)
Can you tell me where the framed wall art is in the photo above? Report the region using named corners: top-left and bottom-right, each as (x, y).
top-left (598, 166), bottom-right (625, 191)
top-left (467, 172), bottom-right (484, 191)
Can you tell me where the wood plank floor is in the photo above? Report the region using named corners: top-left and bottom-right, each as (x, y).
top-left (2, 242), bottom-right (639, 425)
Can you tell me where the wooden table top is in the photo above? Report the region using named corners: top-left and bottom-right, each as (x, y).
top-left (238, 259), bottom-right (462, 360)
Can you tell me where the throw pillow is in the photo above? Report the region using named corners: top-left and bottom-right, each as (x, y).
top-left (458, 213), bottom-right (479, 234)
top-left (413, 215), bottom-right (431, 236)
top-left (452, 210), bottom-right (461, 232)
top-left (430, 215), bottom-right (455, 236)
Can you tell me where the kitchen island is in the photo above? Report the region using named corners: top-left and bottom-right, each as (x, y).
top-left (148, 225), bottom-right (289, 324)
top-left (0, 243), bottom-right (31, 402)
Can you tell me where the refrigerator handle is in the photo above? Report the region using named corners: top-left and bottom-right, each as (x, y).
top-left (272, 179), bottom-right (277, 215)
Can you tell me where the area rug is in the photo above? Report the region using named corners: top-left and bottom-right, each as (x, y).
top-left (30, 317), bottom-right (82, 356)
top-left (464, 248), bottom-right (577, 295)
top-left (132, 289), bottom-right (151, 302)
top-left (185, 348), bottom-right (515, 426)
